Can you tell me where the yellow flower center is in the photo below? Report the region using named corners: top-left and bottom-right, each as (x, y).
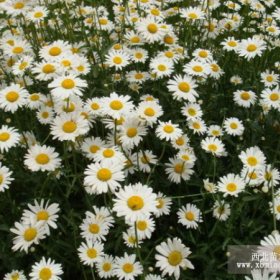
top-left (163, 125), bottom-right (174, 133)
top-left (30, 94), bottom-right (40, 101)
top-left (127, 196), bottom-right (144, 210)
top-left (217, 207), bottom-right (225, 215)
top-left (147, 23), bottom-right (158, 34)
top-left (128, 236), bottom-right (135, 244)
top-left (266, 76), bottom-right (274, 82)
top-left (131, 37), bottom-right (140, 43)
top-left (188, 108), bottom-right (196, 116)
top-left (103, 263), bottom-right (111, 272)
top-left (247, 44), bottom-right (257, 52)
top-left (123, 263), bottom-right (134, 273)
top-left (63, 103), bottom-right (75, 112)
top-left (268, 27), bottom-right (276, 32)
top-left (176, 138), bottom-right (184, 145)
top-left (6, 91), bottom-right (19, 102)
top-left (165, 51), bottom-right (174, 58)
top-left (144, 108), bottom-right (155, 116)
top-left (164, 36), bottom-right (174, 44)
top-left (89, 224), bottom-right (100, 233)
top-left (0, 132), bottom-right (10, 142)
top-left (14, 2), bottom-right (24, 8)
top-left (99, 19), bottom-right (108, 25)
top-left (61, 78), bottom-right (75, 89)
top-left (178, 82), bottom-right (190, 92)
top-left (49, 47), bottom-right (61, 56)
top-left (157, 64), bottom-right (166, 71)
top-left (188, 13), bottom-right (198, 19)
top-left (277, 206), bottom-right (280, 213)
top-left (141, 156), bottom-right (150, 164)
top-left (41, 112), bottom-right (49, 118)
top-left (226, 183), bottom-right (237, 192)
top-left (39, 268), bottom-right (52, 280)
top-left (37, 210), bottom-right (49, 221)
top-left (241, 92), bottom-right (250, 100)
top-left (193, 66), bottom-right (203, 72)
top-left (174, 163), bottom-right (184, 174)
top-left (42, 64), bottom-right (55, 74)
top-left (168, 251), bottom-right (182, 266)
top-left (87, 248), bottom-right (97, 259)
top-left (91, 103), bottom-right (100, 110)
top-left (185, 212), bottom-right (195, 221)
top-left (193, 123), bottom-right (200, 129)
top-left (212, 130), bottom-right (220, 136)
top-left (97, 168), bottom-right (112, 181)
top-left (34, 11), bottom-right (43, 18)
top-left (135, 73), bottom-right (143, 79)
top-left (36, 153), bottom-right (50, 165)
top-left (270, 93), bottom-right (279, 101)
top-left (199, 50), bottom-right (208, 58)
top-left (264, 172), bottom-right (272, 180)
top-left (208, 23), bottom-right (215, 32)
top-left (11, 274), bottom-right (19, 280)
top-left (135, 52), bottom-right (143, 59)
top-left (230, 123), bottom-right (238, 129)
top-left (19, 61), bottom-right (28, 70)
top-left (247, 156), bottom-right (258, 166)
top-left (248, 172), bottom-right (257, 179)
top-left (137, 221), bottom-right (147, 230)
top-left (24, 228), bottom-right (37, 241)
top-left (61, 60), bottom-right (71, 67)
top-left (227, 41), bottom-right (237, 47)
top-left (126, 128), bottom-right (137, 138)
top-left (62, 121), bottom-right (77, 133)
top-left (151, 8), bottom-right (159, 15)
top-left (211, 64), bottom-right (219, 72)
top-left (273, 246), bottom-right (280, 260)
top-left (90, 145), bottom-right (99, 153)
top-left (113, 57), bottom-right (122, 64)
top-left (156, 199), bottom-right (164, 208)
top-left (208, 144), bottom-right (217, 151)
top-left (110, 100), bottom-right (123, 110)
top-left (103, 149), bottom-right (114, 158)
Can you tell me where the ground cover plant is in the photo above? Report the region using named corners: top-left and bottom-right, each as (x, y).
top-left (0, 0), bottom-right (280, 279)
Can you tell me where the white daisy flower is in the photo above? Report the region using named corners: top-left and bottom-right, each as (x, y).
top-left (155, 238), bottom-right (194, 280)
top-left (87, 206), bottom-right (115, 228)
top-left (48, 74), bottom-right (87, 99)
top-left (239, 146), bottom-right (266, 171)
top-left (180, 6), bottom-right (205, 21)
top-left (136, 101), bottom-right (163, 126)
top-left (149, 58), bottom-right (174, 78)
top-left (207, 125), bottom-right (224, 137)
top-left (0, 83), bottom-right (29, 113)
top-left (233, 90), bottom-right (257, 107)
top-left (177, 203), bottom-right (203, 229)
top-left (176, 149), bottom-right (197, 167)
top-left (50, 112), bottom-right (90, 142)
top-left (237, 36), bottom-right (267, 60)
top-left (213, 200), bottom-right (231, 221)
top-left (96, 254), bottom-right (115, 279)
top-left (21, 199), bottom-right (60, 235)
top-left (37, 106), bottom-right (55, 125)
top-left (81, 136), bottom-right (107, 160)
top-left (201, 136), bottom-right (226, 157)
top-left (136, 150), bottom-right (158, 173)
top-left (241, 167), bottom-right (261, 186)
top-left (0, 162), bottom-right (13, 192)
top-left (221, 36), bottom-right (240, 52)
top-left (4, 270), bottom-right (27, 280)
top-left (260, 70), bottom-right (279, 88)
top-left (259, 165), bottom-right (280, 187)
top-left (84, 161), bottom-right (125, 194)
top-left (31, 60), bottom-right (60, 81)
top-left (261, 86), bottom-right (280, 109)
top-left (24, 145), bottom-right (61, 172)
top-left (93, 146), bottom-right (126, 165)
top-left (181, 102), bottom-right (203, 120)
top-left (26, 93), bottom-right (44, 110)
top-left (203, 179), bottom-right (217, 193)
top-left (114, 253), bottom-right (143, 280)
top-left (123, 229), bottom-right (143, 248)
top-left (105, 49), bottom-right (131, 70)
top-left (78, 240), bottom-right (104, 267)
top-left (187, 119), bottom-right (207, 135)
top-left (155, 121), bottom-right (183, 141)
top-left (39, 40), bottom-right (71, 61)
top-left (245, 269), bottom-right (278, 280)
top-left (113, 183), bottom-right (159, 222)
top-left (10, 220), bottom-right (46, 253)
top-left (184, 60), bottom-right (211, 78)
top-left (29, 257), bottom-right (63, 280)
top-left (129, 217), bottom-right (155, 240)
top-left (0, 125), bottom-right (20, 153)
top-left (224, 117), bottom-right (244, 136)
top-left (217, 173), bottom-right (246, 197)
top-left (155, 192), bottom-right (172, 218)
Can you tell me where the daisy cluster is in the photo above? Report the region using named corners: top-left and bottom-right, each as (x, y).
top-left (0, 0), bottom-right (280, 279)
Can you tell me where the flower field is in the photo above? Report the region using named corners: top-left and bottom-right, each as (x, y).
top-left (0, 0), bottom-right (280, 279)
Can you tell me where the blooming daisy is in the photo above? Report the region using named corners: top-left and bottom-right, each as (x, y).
top-left (136, 101), bottom-right (163, 126)
top-left (207, 125), bottom-right (224, 137)
top-left (181, 102), bottom-right (203, 120)
top-left (12, 55), bottom-right (34, 76)
top-left (155, 192), bottom-right (172, 218)
top-left (177, 204), bottom-right (202, 229)
top-left (37, 106), bottom-right (55, 125)
top-left (24, 145), bottom-right (61, 172)
top-left (0, 125), bottom-right (20, 153)
top-left (261, 86), bottom-right (280, 109)
top-left (217, 173), bottom-right (246, 197)
top-left (233, 90), bottom-right (257, 107)
top-left (3, 39), bottom-right (32, 57)
top-left (213, 200), bottom-right (231, 221)
top-left (201, 136), bottom-right (226, 157)
top-left (126, 71), bottom-right (150, 84)
top-left (4, 270), bottom-right (27, 280)
top-left (48, 74), bottom-right (87, 99)
top-left (80, 215), bottom-right (110, 242)
top-left (155, 121), bottom-right (182, 141)
top-left (0, 163), bottom-right (13, 192)
top-left (260, 70), bottom-right (279, 88)
top-left (0, 83), bottom-right (29, 113)
top-left (241, 167), bottom-right (261, 186)
top-left (136, 16), bottom-right (166, 43)
top-left (39, 40), bottom-right (71, 61)
top-left (10, 220), bottom-right (46, 253)
top-left (176, 149), bottom-right (197, 167)
top-left (129, 48), bottom-right (149, 63)
top-left (84, 161), bottom-right (125, 194)
top-left (171, 134), bottom-right (190, 150)
top-left (123, 229), bottom-right (143, 248)
top-left (21, 200), bottom-right (60, 235)
top-left (155, 238), bottom-right (194, 280)
top-left (245, 269), bottom-right (278, 280)
top-left (96, 255), bottom-right (115, 279)
top-left (29, 257), bottom-right (63, 280)
top-left (93, 146), bottom-right (126, 165)
top-left (203, 179), bottom-right (217, 193)
top-left (136, 150), bottom-right (157, 173)
top-left (180, 7), bottom-right (205, 21)
top-left (31, 60), bottom-right (60, 81)
top-left (26, 6), bottom-right (49, 22)
top-left (100, 92), bottom-right (134, 119)
top-left (81, 136), bottom-right (107, 160)
top-left (269, 198), bottom-right (280, 220)
top-left (230, 75), bottom-right (243, 85)
top-left (237, 36), bottom-right (267, 60)
top-left (119, 117), bottom-right (147, 149)
top-left (78, 240), bottom-right (104, 267)
top-left (149, 58), bottom-right (174, 78)
top-left (50, 112), bottom-right (89, 142)
top-left (27, 93), bottom-right (44, 110)
top-left (114, 253), bottom-right (143, 280)
top-left (224, 117), bottom-right (244, 136)
top-left (259, 165), bottom-right (280, 187)
top-left (105, 49), bottom-right (131, 70)
top-left (165, 157), bottom-right (194, 184)
top-left (113, 183), bottom-right (159, 222)
top-left (221, 37), bottom-right (240, 52)
top-left (192, 48), bottom-right (213, 62)
top-left (129, 217), bottom-right (155, 240)
top-left (239, 146), bottom-right (266, 171)
top-left (187, 119), bottom-right (207, 135)
top-left (88, 206), bottom-right (115, 228)
top-left (184, 60), bottom-right (211, 78)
